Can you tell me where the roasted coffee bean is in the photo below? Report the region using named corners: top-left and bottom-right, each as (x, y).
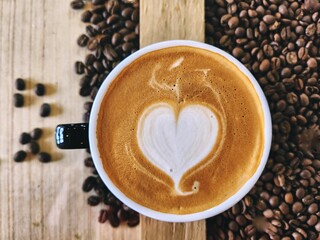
top-left (86, 25), bottom-right (98, 37)
top-left (28, 141), bottom-right (40, 154)
top-left (81, 10), bottom-right (93, 22)
top-left (13, 150), bottom-right (27, 162)
top-left (19, 132), bottom-right (31, 144)
top-left (263, 15), bottom-right (276, 25)
top-left (77, 34), bottom-right (89, 47)
top-left (82, 176), bottom-right (97, 192)
top-left (292, 201), bottom-right (304, 214)
top-left (79, 86), bottom-right (91, 97)
top-left (91, 14), bottom-right (103, 24)
top-left (127, 214), bottom-right (139, 227)
top-left (103, 45), bottom-right (118, 60)
top-left (38, 152), bottom-right (51, 163)
top-left (92, 0), bottom-right (105, 5)
top-left (70, 0), bottom-right (84, 10)
top-left (109, 211), bottom-right (120, 227)
top-left (98, 209), bottom-right (108, 223)
top-left (87, 195), bottom-right (100, 206)
top-left (15, 78), bottom-right (26, 90)
top-left (84, 157), bottom-right (94, 168)
top-left (75, 61), bottom-right (85, 74)
top-left (13, 93), bottom-right (24, 107)
top-left (34, 83), bottom-right (45, 96)
top-left (40, 103), bottom-right (51, 117)
top-left (30, 128), bottom-right (42, 140)
top-left (87, 38), bottom-right (99, 51)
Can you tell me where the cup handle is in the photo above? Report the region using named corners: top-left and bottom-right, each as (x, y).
top-left (55, 123), bottom-right (89, 149)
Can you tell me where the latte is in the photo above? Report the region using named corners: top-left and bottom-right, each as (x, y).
top-left (97, 46), bottom-right (264, 214)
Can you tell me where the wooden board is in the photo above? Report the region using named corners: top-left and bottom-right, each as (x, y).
top-left (140, 1), bottom-right (205, 240)
top-left (0, 0), bottom-right (140, 239)
top-left (0, 0), bottom-right (204, 239)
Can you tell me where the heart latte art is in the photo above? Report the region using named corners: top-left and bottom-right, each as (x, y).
top-left (137, 103), bottom-right (219, 195)
top-left (97, 46), bottom-right (264, 214)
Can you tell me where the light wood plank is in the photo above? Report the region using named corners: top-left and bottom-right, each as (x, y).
top-left (140, 0), bottom-right (204, 47)
top-left (0, 0), bottom-right (140, 239)
top-left (140, 0), bottom-right (206, 240)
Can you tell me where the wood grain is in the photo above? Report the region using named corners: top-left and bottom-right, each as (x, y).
top-left (140, 0), bottom-right (205, 240)
top-left (0, 1), bottom-right (140, 239)
top-left (140, 0), bottom-right (205, 46)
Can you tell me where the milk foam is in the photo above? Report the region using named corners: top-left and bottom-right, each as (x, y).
top-left (137, 102), bottom-right (219, 195)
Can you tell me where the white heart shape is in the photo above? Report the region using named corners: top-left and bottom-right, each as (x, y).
top-left (137, 103), bottom-right (219, 194)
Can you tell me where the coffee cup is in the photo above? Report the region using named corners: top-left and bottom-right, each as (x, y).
top-left (56, 40), bottom-right (272, 222)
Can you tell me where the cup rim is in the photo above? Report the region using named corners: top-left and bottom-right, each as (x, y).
top-left (89, 40), bottom-right (272, 222)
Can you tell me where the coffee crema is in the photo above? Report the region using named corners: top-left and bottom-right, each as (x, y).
top-left (97, 46), bottom-right (264, 214)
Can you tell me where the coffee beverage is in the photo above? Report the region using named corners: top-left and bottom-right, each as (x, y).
top-left (97, 46), bottom-right (264, 214)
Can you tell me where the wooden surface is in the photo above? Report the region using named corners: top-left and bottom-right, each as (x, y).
top-left (0, 0), bottom-right (205, 239)
top-left (140, 1), bottom-right (205, 240)
top-left (0, 1), bottom-right (140, 239)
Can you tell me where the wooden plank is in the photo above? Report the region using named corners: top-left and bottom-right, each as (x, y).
top-left (140, 1), bottom-right (206, 240)
top-left (140, 0), bottom-right (205, 47)
top-left (0, 0), bottom-right (140, 239)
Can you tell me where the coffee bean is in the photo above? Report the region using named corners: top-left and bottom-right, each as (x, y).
top-left (88, 195), bottom-right (100, 206)
top-left (13, 93), bottom-right (24, 107)
top-left (263, 209), bottom-right (274, 218)
top-left (34, 83), bottom-right (45, 96)
top-left (306, 23), bottom-right (316, 36)
top-left (28, 141), bottom-right (40, 154)
top-left (286, 52), bottom-right (298, 65)
top-left (98, 209), bottom-right (108, 223)
top-left (40, 103), bottom-right (51, 117)
top-left (263, 15), bottom-right (275, 25)
top-left (228, 16), bottom-right (239, 29)
top-left (279, 202), bottom-right (290, 215)
top-left (292, 201), bottom-right (304, 214)
top-left (77, 34), bottom-right (89, 47)
top-left (75, 61), bottom-right (85, 74)
top-left (38, 152), bottom-right (51, 163)
top-left (13, 150), bottom-right (27, 162)
top-left (302, 194), bottom-right (314, 205)
top-left (307, 58), bottom-right (318, 69)
top-left (284, 192), bottom-right (294, 204)
top-left (127, 214), bottom-right (139, 227)
top-left (259, 59), bottom-right (270, 72)
top-left (70, 0), bottom-right (84, 10)
top-left (84, 157), bottom-right (94, 168)
top-left (109, 211), bottom-right (120, 227)
top-left (307, 215), bottom-right (317, 226)
top-left (87, 38), bottom-right (98, 51)
top-left (15, 78), bottom-right (26, 90)
top-left (79, 86), bottom-right (91, 97)
top-left (232, 47), bottom-right (244, 58)
top-left (81, 10), bottom-right (93, 23)
top-left (82, 176), bottom-right (97, 192)
top-left (103, 45), bottom-right (118, 61)
top-left (19, 132), bottom-right (31, 144)
top-left (269, 196), bottom-right (279, 207)
top-left (30, 128), bottom-right (42, 141)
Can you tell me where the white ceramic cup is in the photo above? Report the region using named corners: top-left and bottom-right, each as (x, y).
top-left (88, 40), bottom-right (272, 222)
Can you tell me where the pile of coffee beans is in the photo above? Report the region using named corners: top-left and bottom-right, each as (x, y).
top-left (71, 0), bottom-right (140, 227)
top-left (205, 0), bottom-right (320, 239)
top-left (73, 0), bottom-right (320, 235)
top-left (13, 128), bottom-right (51, 163)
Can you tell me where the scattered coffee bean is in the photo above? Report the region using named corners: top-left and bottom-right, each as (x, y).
top-left (30, 128), bottom-right (43, 140)
top-left (77, 34), bottom-right (89, 47)
top-left (127, 214), bottom-right (139, 227)
top-left (19, 132), bottom-right (31, 145)
top-left (13, 150), bottom-right (27, 162)
top-left (87, 195), bottom-right (100, 206)
top-left (70, 0), bottom-right (84, 10)
top-left (40, 103), bottom-right (51, 117)
top-left (98, 209), bottom-right (108, 223)
top-left (13, 93), bottom-right (24, 107)
top-left (34, 83), bottom-right (45, 96)
top-left (82, 176), bottom-right (97, 192)
top-left (28, 141), bottom-right (40, 154)
top-left (84, 157), bottom-right (94, 168)
top-left (38, 152), bottom-right (51, 163)
top-left (15, 78), bottom-right (26, 90)
top-left (81, 10), bottom-right (93, 23)
top-left (75, 61), bottom-right (85, 74)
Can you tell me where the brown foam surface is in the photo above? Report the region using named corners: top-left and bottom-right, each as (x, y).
top-left (97, 46), bottom-right (264, 214)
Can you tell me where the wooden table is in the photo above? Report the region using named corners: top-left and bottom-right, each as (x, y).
top-left (0, 0), bottom-right (205, 239)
